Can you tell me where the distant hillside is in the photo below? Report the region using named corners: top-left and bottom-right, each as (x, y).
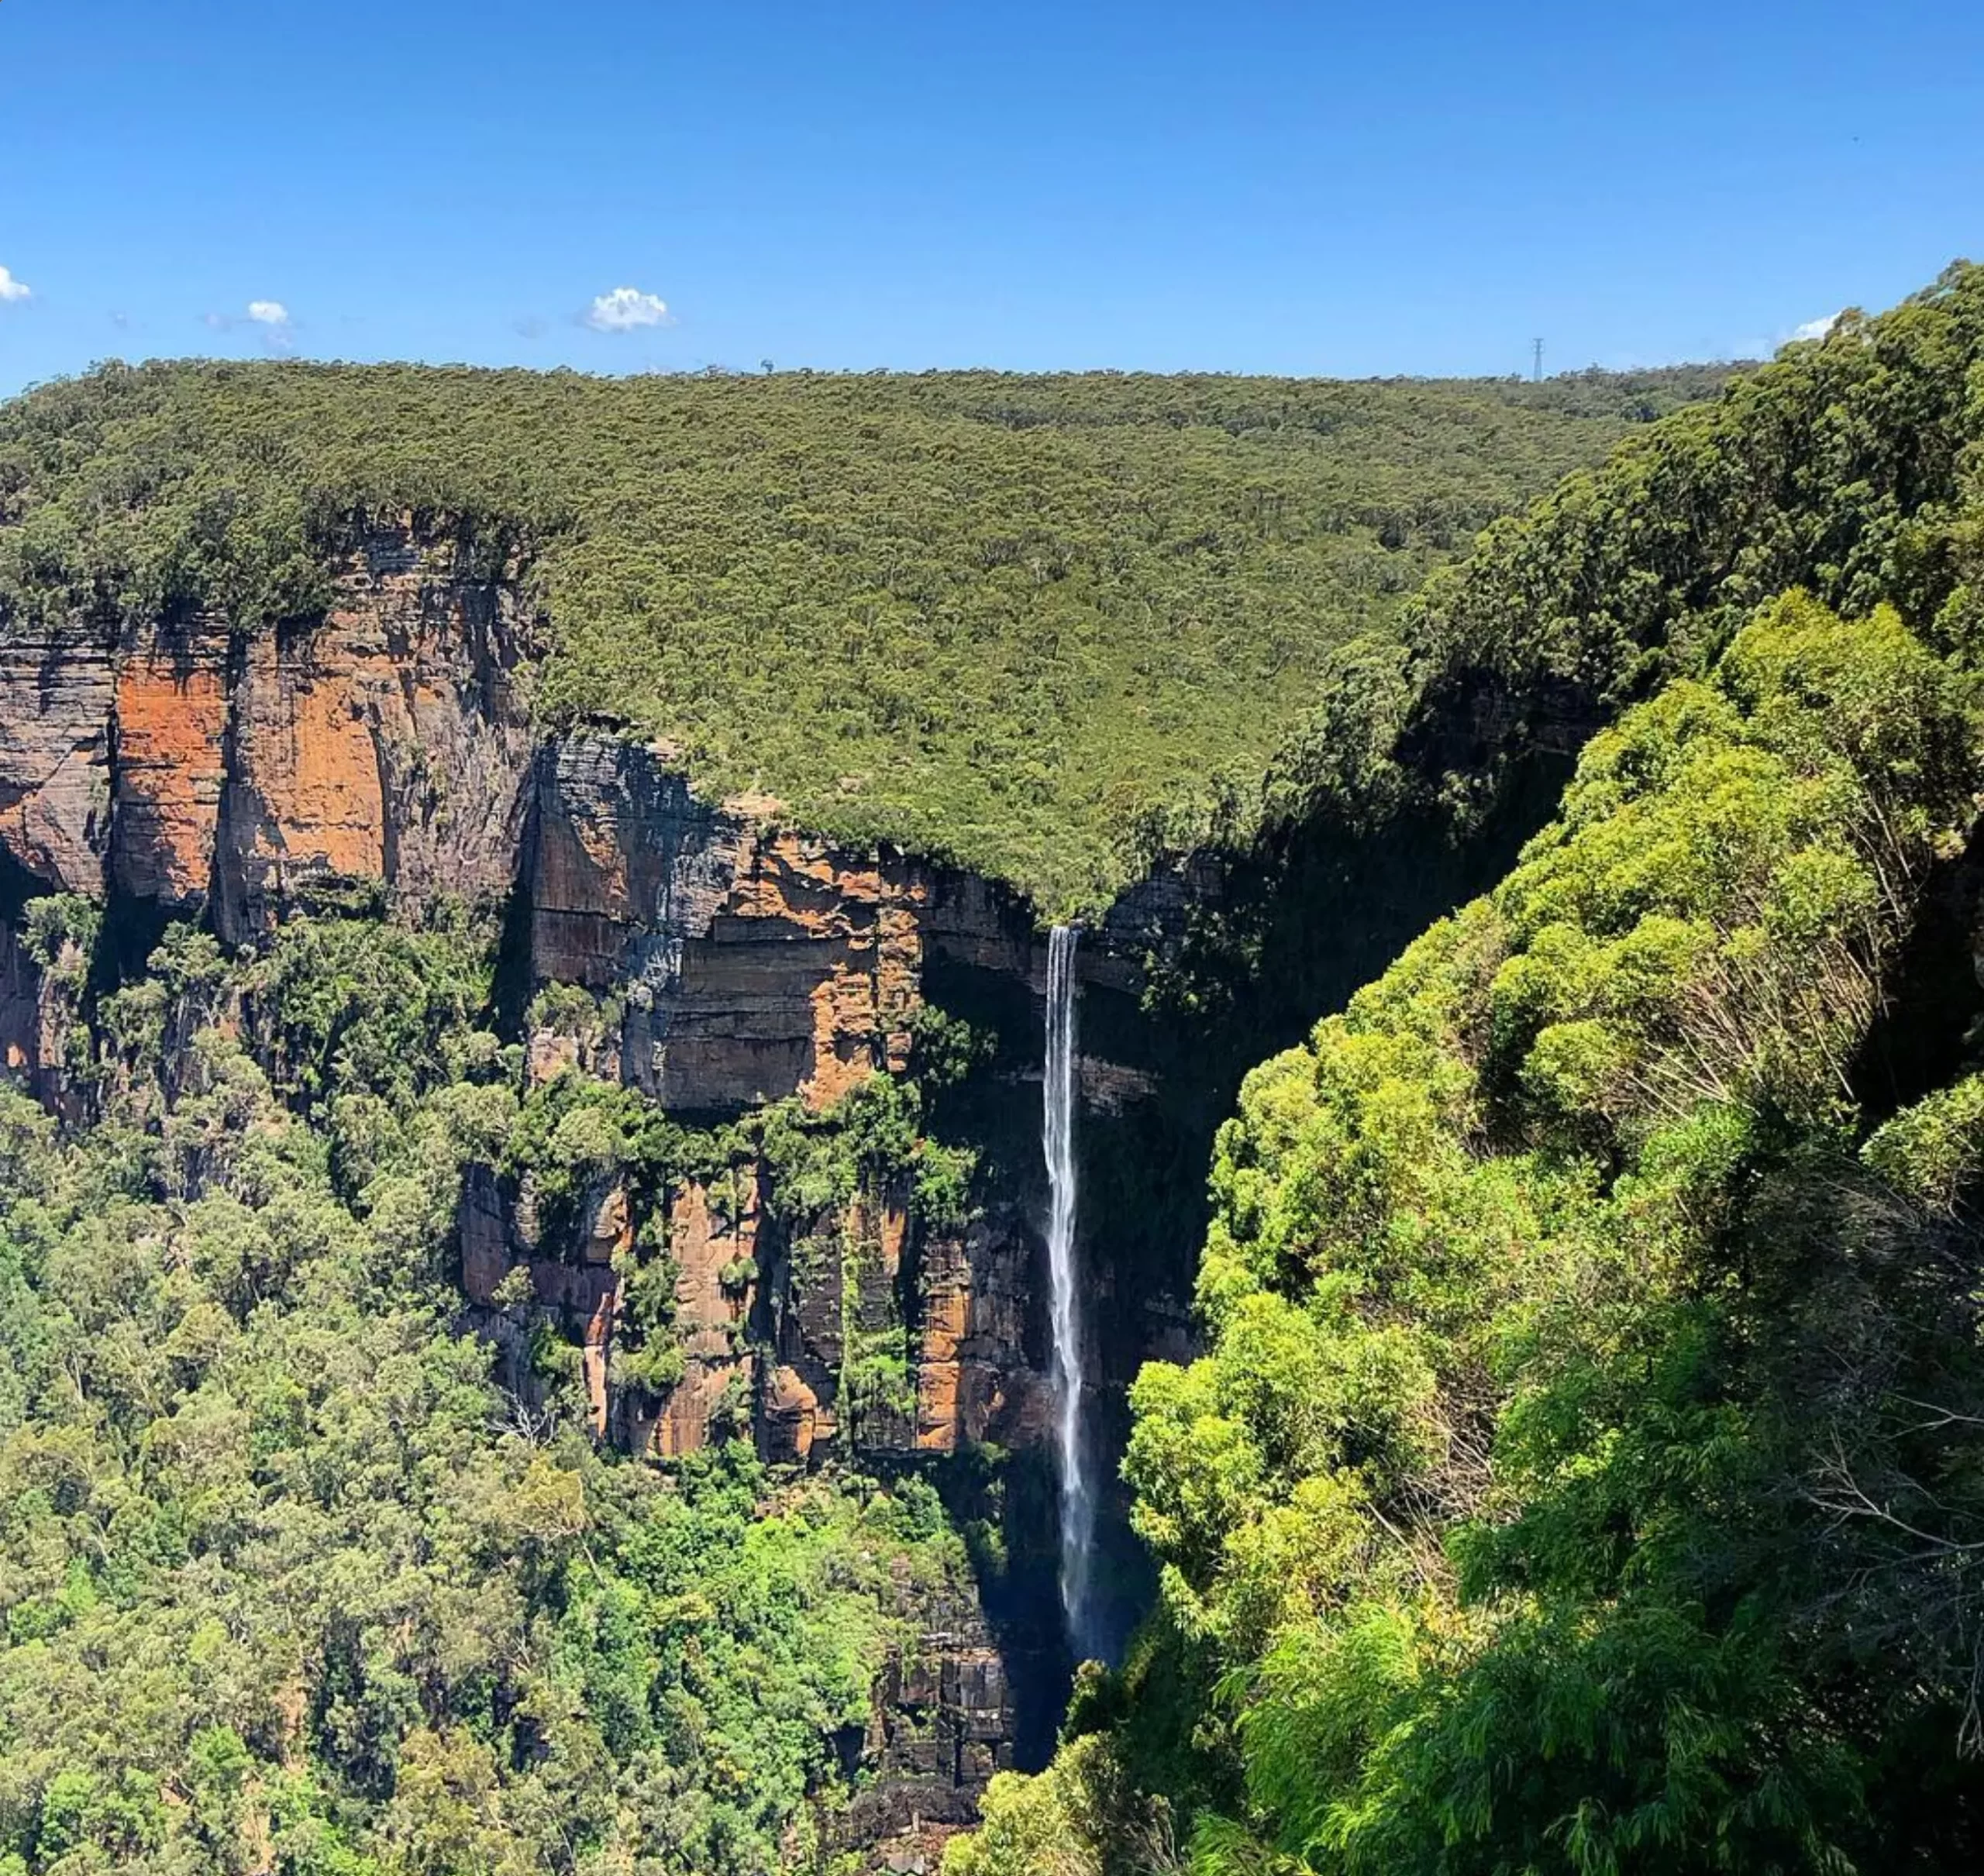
top-left (0, 360), bottom-right (1737, 913)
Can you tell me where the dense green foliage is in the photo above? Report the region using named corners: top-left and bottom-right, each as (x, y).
top-left (947, 261), bottom-right (1984, 1876)
top-left (0, 911), bottom-right (979, 1876)
top-left (956, 594), bottom-right (1984, 1873)
top-left (12, 264), bottom-right (1984, 1874)
top-left (0, 359), bottom-right (1730, 911)
top-left (1259, 261), bottom-right (1984, 838)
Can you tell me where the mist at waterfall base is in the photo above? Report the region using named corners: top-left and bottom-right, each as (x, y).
top-left (1043, 924), bottom-right (1105, 1664)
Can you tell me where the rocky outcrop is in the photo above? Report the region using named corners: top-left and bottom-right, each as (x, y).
top-left (0, 920), bottom-right (83, 1118)
top-left (0, 525), bottom-right (1183, 1136)
top-left (466, 1156), bottom-right (1052, 1476)
top-left (0, 521), bottom-right (537, 931)
top-left (0, 621), bottom-right (115, 892)
top-left (756, 1186), bottom-right (1051, 1464)
top-left (526, 735), bottom-right (928, 1113)
top-left (852, 1571), bottom-right (1025, 1855)
top-left (212, 535), bottom-right (536, 938)
top-left (628, 1170), bottom-right (760, 1459)
top-left (110, 629), bottom-right (232, 903)
top-left (915, 1224), bottom-right (1049, 1454)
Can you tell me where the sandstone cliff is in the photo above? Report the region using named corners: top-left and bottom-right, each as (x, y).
top-left (0, 521), bottom-right (1211, 1849)
top-left (0, 520), bottom-right (537, 931)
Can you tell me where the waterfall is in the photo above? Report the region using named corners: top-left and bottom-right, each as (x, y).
top-left (1043, 924), bottom-right (1094, 1655)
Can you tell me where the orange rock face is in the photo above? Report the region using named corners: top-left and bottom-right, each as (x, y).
top-left (763, 1364), bottom-right (822, 1463)
top-left (235, 628), bottom-right (388, 881)
top-left (215, 529), bottom-right (536, 937)
top-left (528, 738), bottom-right (933, 1115)
top-left (525, 1030), bottom-right (583, 1088)
top-left (734, 833), bottom-right (927, 1110)
top-left (914, 1227), bottom-right (1049, 1454)
top-left (0, 521), bottom-right (537, 924)
top-left (916, 1269), bottom-right (973, 1452)
top-left (112, 654), bottom-right (231, 901)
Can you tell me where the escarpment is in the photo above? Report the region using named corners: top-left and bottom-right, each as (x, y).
top-left (0, 518), bottom-right (1468, 1582)
top-left (12, 511), bottom-right (1577, 1860)
top-left (0, 521), bottom-right (1215, 1846)
top-left (524, 734), bottom-right (930, 1113)
top-left (0, 522), bottom-right (539, 929)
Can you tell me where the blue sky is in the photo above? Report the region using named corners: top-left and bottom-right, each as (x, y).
top-left (2, 0), bottom-right (1979, 395)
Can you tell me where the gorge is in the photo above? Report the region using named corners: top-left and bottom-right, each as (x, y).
top-left (0, 508), bottom-right (1249, 1861)
top-left (3, 272), bottom-right (1984, 1875)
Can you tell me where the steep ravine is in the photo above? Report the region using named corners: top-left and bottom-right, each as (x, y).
top-left (5, 287), bottom-right (1983, 1873)
top-left (0, 511), bottom-right (1610, 1856)
top-left (0, 521), bottom-right (1238, 1856)
top-left (0, 515), bottom-right (1627, 1865)
top-left (0, 515), bottom-right (1620, 1864)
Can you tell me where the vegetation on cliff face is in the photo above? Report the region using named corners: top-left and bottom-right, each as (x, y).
top-left (0, 359), bottom-right (1731, 913)
top-left (954, 587), bottom-right (1984, 1873)
top-left (1256, 261), bottom-right (1984, 842)
top-left (1141, 261), bottom-right (1984, 1201)
top-left (0, 907), bottom-right (987, 1876)
top-left (9, 257), bottom-right (1984, 1876)
top-left (943, 263), bottom-right (1984, 1876)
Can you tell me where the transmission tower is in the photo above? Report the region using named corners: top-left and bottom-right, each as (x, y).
top-left (1532, 337), bottom-right (1544, 382)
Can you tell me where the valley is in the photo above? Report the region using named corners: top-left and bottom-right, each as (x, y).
top-left (2, 265), bottom-right (1983, 1875)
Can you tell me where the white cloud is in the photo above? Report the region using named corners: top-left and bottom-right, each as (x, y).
top-left (1792, 312), bottom-right (1840, 342)
top-left (585, 286), bottom-right (671, 332)
top-left (198, 300), bottom-right (297, 353)
top-left (0, 267), bottom-right (31, 304)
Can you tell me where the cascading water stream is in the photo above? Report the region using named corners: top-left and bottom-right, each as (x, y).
top-left (1043, 924), bottom-right (1094, 1657)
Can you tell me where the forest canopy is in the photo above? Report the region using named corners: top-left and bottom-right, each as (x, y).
top-left (0, 905), bottom-right (985, 1876)
top-left (12, 258), bottom-right (1984, 1876)
top-left (0, 359), bottom-right (1734, 913)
